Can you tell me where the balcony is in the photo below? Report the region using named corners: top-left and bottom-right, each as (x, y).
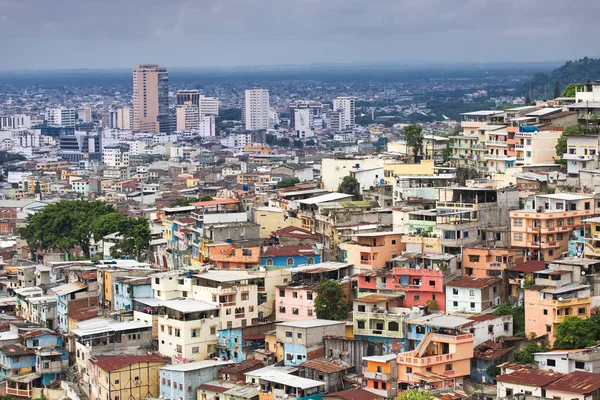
top-left (515, 144), bottom-right (524, 149)
top-left (516, 157), bottom-right (525, 162)
top-left (526, 225), bottom-right (572, 234)
top-left (397, 351), bottom-right (457, 366)
top-left (37, 359), bottom-right (68, 374)
top-left (364, 371), bottom-right (391, 381)
top-left (549, 297), bottom-right (591, 307)
top-left (486, 141), bottom-right (507, 146)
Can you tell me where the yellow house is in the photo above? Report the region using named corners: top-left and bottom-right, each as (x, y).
top-left (265, 331), bottom-right (284, 363)
top-left (383, 159), bottom-right (435, 184)
top-left (584, 216), bottom-right (600, 258)
top-left (89, 354), bottom-right (167, 400)
top-left (254, 207), bottom-right (303, 238)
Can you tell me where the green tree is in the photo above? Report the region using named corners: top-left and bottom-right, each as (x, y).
top-left (553, 316), bottom-right (600, 350)
top-left (313, 278), bottom-right (350, 320)
top-left (19, 200), bottom-right (117, 258)
top-left (109, 217), bottom-right (151, 261)
top-left (442, 142), bottom-right (453, 164)
top-left (200, 195), bottom-right (213, 202)
top-left (562, 83), bottom-right (585, 97)
top-left (455, 167), bottom-right (482, 186)
top-left (277, 178), bottom-right (300, 189)
top-left (91, 212), bottom-right (127, 240)
top-left (397, 389), bottom-right (436, 400)
top-left (553, 81), bottom-right (561, 99)
top-left (513, 339), bottom-right (550, 364)
top-left (525, 93), bottom-right (532, 105)
top-left (338, 176), bottom-right (361, 200)
top-left (493, 303), bottom-right (525, 337)
top-left (426, 299), bottom-right (439, 313)
top-left (169, 197), bottom-right (198, 207)
top-left (0, 150), bottom-right (26, 164)
top-left (404, 124), bottom-right (424, 162)
top-left (306, 139), bottom-right (316, 146)
top-left (278, 138), bottom-right (291, 148)
top-left (293, 140), bottom-right (304, 148)
top-left (485, 363), bottom-right (501, 380)
top-left (34, 181), bottom-right (41, 195)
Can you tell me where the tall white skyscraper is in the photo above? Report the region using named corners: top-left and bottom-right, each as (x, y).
top-left (77, 104), bottom-right (93, 123)
top-left (199, 95), bottom-right (219, 117)
top-left (243, 88), bottom-right (270, 131)
top-left (46, 107), bottom-right (76, 127)
top-left (332, 96), bottom-right (356, 129)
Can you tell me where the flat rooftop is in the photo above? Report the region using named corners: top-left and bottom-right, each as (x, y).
top-left (277, 319), bottom-right (346, 329)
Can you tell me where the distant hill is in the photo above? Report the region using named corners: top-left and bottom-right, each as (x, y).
top-left (524, 57), bottom-right (600, 98)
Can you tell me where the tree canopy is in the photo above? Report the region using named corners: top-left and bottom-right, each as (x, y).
top-left (108, 217), bottom-right (151, 261)
top-left (404, 124), bottom-right (424, 162)
top-left (556, 126), bottom-right (582, 160)
top-left (554, 316), bottom-right (600, 350)
top-left (277, 178), bottom-right (300, 189)
top-left (493, 303), bottom-right (525, 337)
top-left (0, 150), bottom-right (26, 164)
top-left (563, 83), bottom-right (585, 98)
top-left (20, 200), bottom-right (117, 258)
top-left (313, 278), bottom-right (351, 321)
top-left (396, 389), bottom-right (436, 400)
top-left (513, 339), bottom-right (550, 364)
top-left (338, 176), bottom-right (361, 200)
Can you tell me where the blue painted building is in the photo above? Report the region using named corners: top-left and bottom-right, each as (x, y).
top-left (54, 282), bottom-right (89, 333)
top-left (0, 344), bottom-right (36, 381)
top-left (159, 360), bottom-right (234, 400)
top-left (405, 313), bottom-right (474, 350)
top-left (23, 329), bottom-right (69, 386)
top-left (568, 226), bottom-right (586, 257)
top-left (113, 276), bottom-right (152, 311)
top-left (260, 245), bottom-right (320, 268)
top-left (217, 323), bottom-right (274, 362)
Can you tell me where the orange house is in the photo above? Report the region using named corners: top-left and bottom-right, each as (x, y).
top-left (344, 232), bottom-right (405, 271)
top-left (510, 194), bottom-right (596, 261)
top-left (362, 354), bottom-right (398, 399)
top-left (396, 331), bottom-right (474, 390)
top-left (462, 247), bottom-right (525, 279)
top-left (206, 243), bottom-right (260, 269)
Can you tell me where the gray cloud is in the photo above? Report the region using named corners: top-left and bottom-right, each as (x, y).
top-left (0, 0), bottom-right (598, 70)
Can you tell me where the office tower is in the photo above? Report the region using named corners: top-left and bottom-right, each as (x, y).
top-left (77, 104), bottom-right (93, 123)
top-left (108, 110), bottom-right (119, 129)
top-left (132, 64), bottom-right (169, 133)
top-left (332, 96), bottom-right (356, 129)
top-left (328, 110), bottom-right (346, 133)
top-left (176, 90), bottom-right (200, 106)
top-left (116, 107), bottom-right (132, 130)
top-left (242, 88), bottom-right (269, 131)
top-left (176, 104), bottom-right (200, 131)
top-left (58, 131), bottom-right (102, 162)
top-left (199, 115), bottom-right (216, 137)
top-left (46, 108), bottom-right (77, 127)
top-left (199, 95), bottom-right (219, 117)
top-left (0, 114), bottom-right (31, 130)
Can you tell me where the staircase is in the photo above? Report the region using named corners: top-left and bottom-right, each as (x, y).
top-left (414, 332), bottom-right (432, 357)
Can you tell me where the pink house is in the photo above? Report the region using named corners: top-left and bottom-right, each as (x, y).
top-left (275, 283), bottom-right (316, 321)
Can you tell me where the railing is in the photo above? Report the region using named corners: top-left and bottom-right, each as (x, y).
top-left (6, 388), bottom-right (32, 397)
top-left (364, 371), bottom-right (391, 381)
top-left (516, 157), bottom-right (525, 161)
top-left (515, 144), bottom-right (524, 149)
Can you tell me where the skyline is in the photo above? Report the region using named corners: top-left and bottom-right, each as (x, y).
top-left (1, 0), bottom-right (599, 70)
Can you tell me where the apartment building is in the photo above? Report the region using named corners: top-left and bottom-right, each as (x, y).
top-left (524, 268), bottom-right (592, 344)
top-left (534, 344), bottom-right (600, 374)
top-left (437, 187), bottom-right (519, 254)
top-left (462, 247), bottom-right (525, 279)
top-left (132, 64), bottom-right (169, 133)
top-left (343, 232), bottom-right (405, 271)
top-left (256, 370), bottom-right (325, 400)
top-left (159, 360), bottom-right (233, 400)
top-left (445, 277), bottom-right (502, 313)
top-left (361, 354), bottom-right (398, 399)
top-left (243, 88), bottom-right (270, 131)
top-left (564, 134), bottom-right (600, 176)
top-left (512, 126), bottom-right (563, 166)
top-left (510, 193), bottom-right (597, 261)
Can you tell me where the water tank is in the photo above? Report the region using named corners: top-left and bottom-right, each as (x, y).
top-left (242, 185), bottom-right (249, 191)
top-left (355, 163), bottom-right (360, 168)
top-left (226, 238), bottom-right (233, 243)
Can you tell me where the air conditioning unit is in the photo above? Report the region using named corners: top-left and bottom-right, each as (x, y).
top-left (232, 286), bottom-right (239, 291)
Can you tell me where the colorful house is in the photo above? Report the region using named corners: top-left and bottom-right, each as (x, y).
top-left (343, 232), bottom-right (405, 271)
top-left (445, 277), bottom-right (503, 313)
top-left (461, 246), bottom-right (525, 279)
top-left (260, 245), bottom-right (321, 268)
top-left (361, 354), bottom-right (398, 399)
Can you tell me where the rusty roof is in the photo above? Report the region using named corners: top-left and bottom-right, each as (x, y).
top-left (467, 314), bottom-right (501, 323)
top-left (446, 277), bottom-right (502, 289)
top-left (272, 226), bottom-right (319, 240)
top-left (220, 359), bottom-right (263, 374)
top-left (191, 198), bottom-right (241, 207)
top-left (197, 384), bottom-right (231, 393)
top-left (355, 294), bottom-right (401, 303)
top-left (496, 369), bottom-right (563, 386)
top-left (325, 388), bottom-right (382, 400)
top-left (545, 371), bottom-right (600, 394)
top-left (21, 329), bottom-right (57, 339)
top-left (300, 357), bottom-right (353, 373)
top-left (67, 306), bottom-right (101, 321)
top-left (473, 339), bottom-right (515, 360)
top-left (92, 354), bottom-right (166, 372)
top-left (509, 260), bottom-right (546, 273)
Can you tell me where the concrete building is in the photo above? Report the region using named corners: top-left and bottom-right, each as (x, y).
top-left (361, 354), bottom-right (398, 399)
top-left (103, 145), bottom-right (130, 167)
top-left (159, 360), bottom-right (233, 400)
top-left (77, 104), bottom-right (92, 123)
top-left (132, 64), bottom-right (169, 133)
top-left (46, 107), bottom-right (76, 127)
top-left (564, 134), bottom-right (600, 176)
top-left (534, 345), bottom-right (600, 374)
top-left (243, 89), bottom-right (270, 131)
top-left (510, 193), bottom-right (596, 261)
top-left (445, 277), bottom-right (503, 313)
top-left (332, 97), bottom-right (355, 129)
top-left (320, 158), bottom-right (384, 192)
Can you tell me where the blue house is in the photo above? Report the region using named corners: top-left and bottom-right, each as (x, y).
top-left (0, 344), bottom-right (36, 381)
top-left (23, 329), bottom-right (69, 386)
top-left (405, 313), bottom-right (474, 350)
top-left (159, 360), bottom-right (234, 400)
top-left (54, 281), bottom-right (89, 333)
top-left (113, 276), bottom-right (152, 311)
top-left (260, 245), bottom-right (320, 268)
top-left (217, 323), bottom-right (274, 362)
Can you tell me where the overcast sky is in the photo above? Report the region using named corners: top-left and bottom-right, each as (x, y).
top-left (1, 0), bottom-right (598, 70)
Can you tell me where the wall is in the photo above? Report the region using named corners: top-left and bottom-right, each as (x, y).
top-left (276, 286), bottom-right (316, 322)
top-left (254, 207), bottom-right (303, 238)
top-left (321, 158), bottom-right (384, 191)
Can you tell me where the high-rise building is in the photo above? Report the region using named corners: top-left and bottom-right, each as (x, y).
top-left (199, 95), bottom-right (219, 117)
top-left (0, 114), bottom-right (31, 130)
top-left (77, 104), bottom-right (93, 123)
top-left (132, 64), bottom-right (169, 133)
top-left (176, 104), bottom-right (200, 131)
top-left (332, 96), bottom-right (356, 129)
top-left (176, 90), bottom-right (200, 106)
top-left (46, 108), bottom-right (77, 127)
top-left (328, 110), bottom-right (346, 133)
top-left (116, 107), bottom-right (132, 130)
top-left (242, 88), bottom-right (269, 131)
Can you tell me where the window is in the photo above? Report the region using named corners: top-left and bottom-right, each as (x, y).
top-left (543, 309), bottom-right (548, 315)
top-left (279, 306), bottom-right (286, 313)
top-left (191, 329), bottom-right (198, 337)
top-left (546, 325), bottom-right (552, 333)
top-left (175, 329), bottom-right (180, 337)
top-left (469, 255), bottom-right (480, 263)
top-left (470, 302), bottom-right (475, 309)
top-left (307, 292), bottom-right (313, 300)
top-left (513, 218), bottom-right (523, 227)
top-left (469, 290), bottom-right (475, 296)
top-left (266, 258), bottom-right (273, 266)
top-left (210, 326), bottom-right (216, 335)
top-left (358, 305), bottom-right (366, 312)
top-left (575, 361), bottom-right (585, 370)
top-left (413, 295), bottom-right (420, 301)
top-left (392, 240), bottom-right (396, 245)
top-left (578, 307), bottom-right (587, 314)
top-left (488, 325), bottom-right (493, 334)
top-left (168, 327), bottom-right (172, 335)
top-left (307, 309), bottom-right (313, 316)
top-left (285, 331), bottom-right (293, 338)
top-left (241, 292), bottom-right (249, 301)
top-left (453, 301), bottom-right (458, 307)
top-left (279, 289), bottom-right (285, 297)
top-left (504, 323), bottom-right (510, 332)
top-left (115, 379), bottom-right (120, 384)
top-left (292, 308), bottom-right (299, 315)
top-left (382, 383), bottom-right (387, 390)
top-left (357, 320), bottom-right (365, 329)
top-left (429, 280), bottom-right (435, 287)
top-left (513, 233), bottom-right (523, 241)
top-left (160, 325), bottom-right (164, 332)
top-left (388, 321), bottom-right (399, 331)
top-left (445, 364), bottom-right (452, 371)
top-left (557, 233), bottom-right (563, 240)
top-left (287, 258), bottom-right (294, 267)
top-left (585, 202), bottom-right (591, 210)
top-left (307, 257), bottom-right (314, 264)
top-left (406, 367), bottom-right (412, 373)
top-left (463, 231), bottom-right (469, 238)
top-left (192, 347), bottom-right (199, 354)
top-left (373, 382), bottom-right (379, 390)
top-left (452, 288), bottom-right (459, 295)
top-left (293, 292), bottom-right (298, 298)
top-left (297, 332), bottom-right (303, 339)
top-left (547, 359), bottom-right (556, 367)
top-left (568, 218), bottom-right (574, 225)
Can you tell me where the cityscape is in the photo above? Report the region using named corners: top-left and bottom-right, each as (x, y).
top-left (2, 2), bottom-right (600, 400)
